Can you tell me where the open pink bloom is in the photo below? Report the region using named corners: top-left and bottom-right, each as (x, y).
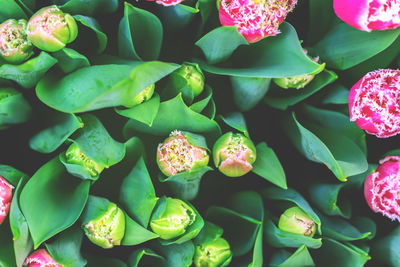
top-left (334, 0), bottom-right (400, 32)
top-left (364, 156), bottom-right (400, 221)
top-left (349, 69), bottom-right (400, 138)
top-left (219, 0), bottom-right (297, 43)
top-left (0, 176), bottom-right (13, 225)
top-left (146, 0), bottom-right (185, 6)
top-left (24, 249), bottom-right (63, 267)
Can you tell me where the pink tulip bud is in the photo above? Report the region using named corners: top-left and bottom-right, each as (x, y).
top-left (219, 0), bottom-right (297, 43)
top-left (23, 249), bottom-right (63, 267)
top-left (349, 69), bottom-right (400, 138)
top-left (364, 156), bottom-right (400, 222)
top-left (334, 0), bottom-right (400, 32)
top-left (0, 176), bottom-right (13, 225)
top-left (146, 0), bottom-right (185, 6)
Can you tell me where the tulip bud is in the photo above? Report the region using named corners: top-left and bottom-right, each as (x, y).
top-left (364, 156), bottom-right (400, 222)
top-left (23, 249), bottom-right (62, 267)
top-left (219, 0), bottom-right (297, 43)
top-left (27, 5), bottom-right (78, 52)
top-left (125, 84), bottom-right (155, 108)
top-left (65, 143), bottom-right (104, 177)
top-left (278, 207), bottom-right (316, 237)
top-left (168, 63), bottom-right (205, 98)
top-left (194, 237), bottom-right (232, 267)
top-left (0, 19), bottom-right (33, 64)
top-left (83, 202), bottom-right (126, 249)
top-left (150, 197), bottom-right (196, 240)
top-left (146, 0), bottom-right (185, 6)
top-left (349, 69), bottom-right (400, 138)
top-left (213, 132), bottom-right (256, 177)
top-left (0, 176), bottom-right (13, 225)
top-left (334, 0), bottom-right (400, 32)
top-left (157, 130), bottom-right (209, 177)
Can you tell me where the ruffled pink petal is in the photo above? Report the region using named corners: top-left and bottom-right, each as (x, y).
top-left (348, 69), bottom-right (400, 138)
top-left (24, 249), bottom-right (63, 267)
top-left (0, 176), bottom-right (13, 225)
top-left (334, 0), bottom-right (400, 32)
top-left (146, 0), bottom-right (185, 6)
top-left (364, 156), bottom-right (400, 221)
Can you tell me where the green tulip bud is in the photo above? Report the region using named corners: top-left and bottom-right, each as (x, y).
top-left (157, 130), bottom-right (209, 177)
top-left (213, 132), bottom-right (256, 177)
top-left (83, 202), bottom-right (125, 249)
top-left (169, 63), bottom-right (205, 98)
top-left (278, 207), bottom-right (316, 237)
top-left (125, 83), bottom-right (155, 108)
top-left (194, 237), bottom-right (232, 267)
top-left (65, 143), bottom-right (104, 177)
top-left (27, 5), bottom-right (78, 52)
top-left (150, 197), bottom-right (196, 240)
top-left (0, 19), bottom-right (33, 64)
top-left (273, 74), bottom-right (316, 89)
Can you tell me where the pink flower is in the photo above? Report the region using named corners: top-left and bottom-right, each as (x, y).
top-left (146, 0), bottom-right (185, 6)
top-left (23, 249), bottom-right (63, 267)
top-left (219, 0), bottom-right (297, 43)
top-left (349, 69), bottom-right (400, 138)
top-left (0, 176), bottom-right (13, 225)
top-left (364, 156), bottom-right (400, 221)
top-left (334, 0), bottom-right (400, 32)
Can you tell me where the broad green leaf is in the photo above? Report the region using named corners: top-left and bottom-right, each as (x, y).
top-left (56, 0), bottom-right (118, 15)
top-left (73, 15), bottom-right (107, 53)
top-left (127, 248), bottom-right (164, 267)
top-left (314, 238), bottom-right (370, 267)
top-left (252, 142), bottom-right (287, 189)
top-left (45, 228), bottom-right (87, 267)
top-left (197, 23), bottom-right (323, 78)
top-left (309, 183), bottom-right (351, 218)
top-left (0, 221), bottom-right (15, 267)
top-left (20, 157), bottom-right (90, 248)
top-left (118, 3), bottom-right (163, 61)
top-left (116, 94), bottom-right (160, 127)
top-left (152, 241), bottom-right (195, 267)
top-left (321, 83), bottom-right (349, 105)
top-left (0, 52), bottom-right (57, 89)
top-left (195, 26), bottom-right (248, 64)
top-left (36, 62), bottom-right (178, 113)
top-left (52, 48), bottom-right (90, 73)
top-left (313, 23), bottom-right (400, 70)
top-left (156, 4), bottom-right (198, 32)
top-left (0, 91), bottom-right (31, 130)
top-left (0, 165), bottom-right (27, 186)
top-left (119, 157), bottom-right (158, 227)
top-left (29, 112), bottom-right (83, 153)
top-left (307, 0), bottom-right (337, 45)
top-left (372, 226), bottom-right (400, 267)
top-left (264, 70), bottom-right (337, 110)
top-left (189, 85), bottom-right (213, 114)
top-left (220, 112), bottom-right (248, 136)
top-left (122, 213), bottom-right (159, 246)
top-left (269, 245), bottom-right (315, 267)
top-left (231, 76), bottom-right (271, 111)
top-left (0, 0), bottom-right (28, 21)
top-left (193, 221), bottom-right (224, 245)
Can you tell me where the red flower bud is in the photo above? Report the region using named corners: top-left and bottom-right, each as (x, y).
top-left (0, 176), bottom-right (13, 225)
top-left (23, 249), bottom-right (63, 267)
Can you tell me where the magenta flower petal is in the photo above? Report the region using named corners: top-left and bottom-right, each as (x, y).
top-left (23, 249), bottom-right (63, 267)
top-left (219, 0), bottom-right (297, 43)
top-left (348, 69), bottom-right (400, 138)
top-left (0, 176), bottom-right (13, 225)
top-left (364, 156), bottom-right (400, 221)
top-left (334, 0), bottom-right (400, 32)
top-left (146, 0), bottom-right (185, 6)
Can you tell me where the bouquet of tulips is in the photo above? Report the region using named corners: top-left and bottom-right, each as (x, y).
top-left (1, 0), bottom-right (400, 266)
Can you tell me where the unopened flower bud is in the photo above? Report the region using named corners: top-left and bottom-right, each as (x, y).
top-left (334, 0), bottom-right (400, 32)
top-left (0, 176), bottom-right (13, 225)
top-left (194, 237), bottom-right (232, 267)
top-left (168, 63), bottom-right (205, 98)
top-left (364, 156), bottom-right (400, 222)
top-left (125, 84), bottom-right (155, 108)
top-left (219, 0), bottom-right (297, 43)
top-left (65, 143), bottom-right (104, 177)
top-left (0, 19), bottom-right (33, 64)
top-left (27, 5), bottom-right (78, 52)
top-left (157, 130), bottom-right (209, 177)
top-left (213, 132), bottom-right (256, 177)
top-left (278, 206), bottom-right (316, 237)
top-left (349, 69), bottom-right (400, 138)
top-left (150, 197), bottom-right (196, 240)
top-left (83, 202), bottom-right (125, 249)
top-left (23, 249), bottom-right (62, 267)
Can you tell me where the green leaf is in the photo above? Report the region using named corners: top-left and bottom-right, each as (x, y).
top-left (0, 221), bottom-right (15, 267)
top-left (122, 213), bottom-right (159, 246)
top-left (127, 248), bottom-right (164, 267)
top-left (282, 113), bottom-right (368, 181)
top-left (195, 26), bottom-right (248, 64)
top-left (0, 0), bottom-right (28, 21)
top-left (0, 91), bottom-right (31, 130)
top-left (152, 241), bottom-right (195, 267)
top-left (116, 94), bottom-right (161, 126)
top-left (194, 221), bottom-right (223, 245)
top-left (372, 226), bottom-right (400, 267)
top-left (321, 83), bottom-right (349, 105)
top-left (20, 157), bottom-right (90, 248)
top-left (231, 76), bottom-right (271, 111)
top-left (156, 4), bottom-right (198, 32)
top-left (189, 85), bottom-right (213, 114)
top-left (313, 23), bottom-right (400, 70)
top-left (252, 142), bottom-right (287, 189)
top-left (52, 48), bottom-right (90, 73)
top-left (0, 52), bottom-right (57, 89)
top-left (269, 245), bottom-right (315, 267)
top-left (0, 164), bottom-right (27, 187)
top-left (119, 157), bottom-right (158, 228)
top-left (264, 70), bottom-right (337, 110)
top-left (196, 23), bottom-right (323, 78)
top-left (220, 112), bottom-right (248, 136)
top-left (45, 227), bottom-right (87, 267)
top-left (56, 0), bottom-right (118, 15)
top-left (74, 15), bottom-right (108, 54)
top-left (29, 112), bottom-right (83, 153)
top-left (309, 183), bottom-right (351, 218)
top-left (118, 3), bottom-right (163, 61)
top-left (307, 0), bottom-right (337, 45)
